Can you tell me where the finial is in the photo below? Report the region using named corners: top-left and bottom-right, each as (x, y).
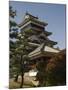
top-left (25, 11), bottom-right (29, 19)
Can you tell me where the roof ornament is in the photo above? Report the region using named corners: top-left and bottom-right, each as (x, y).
top-left (25, 11), bottom-right (29, 15)
top-left (24, 11), bottom-right (30, 19)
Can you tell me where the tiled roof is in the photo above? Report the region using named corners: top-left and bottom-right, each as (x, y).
top-left (18, 13), bottom-right (48, 27)
top-left (28, 43), bottom-right (60, 58)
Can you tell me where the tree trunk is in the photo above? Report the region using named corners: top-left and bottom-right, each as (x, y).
top-left (20, 72), bottom-right (24, 88)
top-left (20, 55), bottom-right (24, 88)
top-left (14, 74), bottom-right (18, 82)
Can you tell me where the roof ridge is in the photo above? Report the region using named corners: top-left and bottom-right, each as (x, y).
top-left (25, 12), bottom-right (38, 19)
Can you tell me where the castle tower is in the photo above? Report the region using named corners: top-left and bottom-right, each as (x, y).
top-left (19, 12), bottom-right (57, 49)
top-left (19, 12), bottom-right (59, 69)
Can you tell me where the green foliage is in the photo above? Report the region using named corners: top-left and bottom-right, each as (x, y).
top-left (36, 60), bottom-right (47, 86)
top-left (9, 7), bottom-right (31, 87)
top-left (9, 6), bottom-right (16, 18)
top-left (9, 6), bottom-right (18, 78)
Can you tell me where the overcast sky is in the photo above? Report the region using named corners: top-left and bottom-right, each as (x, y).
top-left (9, 1), bottom-right (66, 49)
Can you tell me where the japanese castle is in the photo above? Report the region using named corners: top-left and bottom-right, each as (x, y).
top-left (19, 12), bottom-right (60, 67)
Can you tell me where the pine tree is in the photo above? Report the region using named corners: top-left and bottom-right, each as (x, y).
top-left (9, 6), bottom-right (18, 78)
top-left (9, 7), bottom-right (32, 88)
top-left (14, 32), bottom-right (30, 87)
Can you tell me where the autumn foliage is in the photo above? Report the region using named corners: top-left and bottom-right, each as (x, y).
top-left (36, 49), bottom-right (66, 86)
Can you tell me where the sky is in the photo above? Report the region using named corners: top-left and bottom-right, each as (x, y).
top-left (9, 1), bottom-right (66, 49)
